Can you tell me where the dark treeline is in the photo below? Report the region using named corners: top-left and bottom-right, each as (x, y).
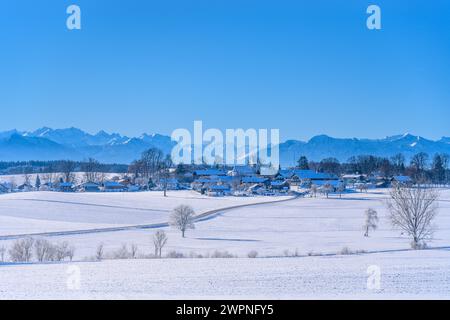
top-left (0, 160), bottom-right (128, 175)
top-left (2, 150), bottom-right (450, 185)
top-left (297, 152), bottom-right (450, 184)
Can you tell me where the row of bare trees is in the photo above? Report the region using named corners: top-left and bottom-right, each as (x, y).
top-left (94, 205), bottom-right (195, 260)
top-left (4, 238), bottom-right (75, 263)
top-left (128, 148), bottom-right (173, 196)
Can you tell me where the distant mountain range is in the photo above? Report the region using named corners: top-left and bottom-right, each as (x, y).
top-left (0, 128), bottom-right (175, 164)
top-left (0, 128), bottom-right (449, 166)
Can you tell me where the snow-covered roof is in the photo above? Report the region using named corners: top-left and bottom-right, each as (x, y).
top-left (193, 169), bottom-right (227, 176)
top-left (341, 174), bottom-right (365, 179)
top-left (242, 177), bottom-right (268, 184)
top-left (80, 182), bottom-right (100, 187)
top-left (159, 178), bottom-right (179, 184)
top-left (259, 166), bottom-right (279, 176)
top-left (103, 181), bottom-right (126, 188)
top-left (292, 170), bottom-right (338, 180)
top-left (228, 165), bottom-right (256, 176)
top-left (208, 185), bottom-right (231, 191)
top-left (270, 180), bottom-right (288, 186)
top-left (248, 183), bottom-right (264, 190)
top-left (193, 178), bottom-right (212, 184)
top-left (312, 180), bottom-right (342, 187)
top-left (59, 182), bottom-right (73, 187)
top-left (393, 176), bottom-right (412, 182)
top-left (278, 170), bottom-right (295, 178)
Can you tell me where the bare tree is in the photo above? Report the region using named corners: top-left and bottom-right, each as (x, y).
top-left (153, 230), bottom-right (168, 257)
top-left (141, 148), bottom-right (164, 180)
top-left (23, 173), bottom-right (31, 186)
top-left (169, 205), bottom-right (196, 238)
top-left (337, 184), bottom-right (345, 198)
top-left (359, 183), bottom-right (369, 193)
top-left (130, 243), bottom-right (138, 259)
top-left (96, 243), bottom-right (104, 261)
top-left (9, 237), bottom-right (34, 262)
top-left (386, 185), bottom-right (439, 248)
top-left (54, 241), bottom-right (70, 261)
top-left (34, 238), bottom-right (55, 262)
top-left (0, 246), bottom-right (6, 262)
top-left (59, 160), bottom-right (77, 183)
top-left (391, 153), bottom-right (405, 174)
top-left (321, 183), bottom-right (333, 198)
top-left (82, 158), bottom-right (103, 183)
top-left (159, 154), bottom-right (173, 197)
top-left (310, 184), bottom-right (318, 198)
top-left (113, 244), bottom-right (130, 259)
top-left (363, 208), bottom-right (378, 237)
top-left (67, 245), bottom-right (76, 261)
top-left (42, 172), bottom-right (56, 188)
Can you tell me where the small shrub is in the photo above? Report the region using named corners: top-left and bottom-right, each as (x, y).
top-left (166, 251), bottom-right (185, 258)
top-left (339, 246), bottom-right (353, 255)
top-left (189, 252), bottom-right (204, 258)
top-left (112, 244), bottom-right (131, 259)
top-left (247, 250), bottom-right (258, 258)
top-left (211, 250), bottom-right (235, 258)
top-left (96, 243), bottom-right (104, 261)
top-left (130, 243), bottom-right (138, 259)
top-left (411, 241), bottom-right (427, 250)
top-left (0, 246), bottom-right (6, 262)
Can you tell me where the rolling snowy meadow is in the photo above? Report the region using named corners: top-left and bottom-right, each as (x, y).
top-left (1, 186), bottom-right (450, 299)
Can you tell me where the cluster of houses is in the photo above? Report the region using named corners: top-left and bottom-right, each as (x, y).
top-left (189, 167), bottom-right (342, 196)
top-left (0, 165), bottom-right (414, 197)
top-left (188, 166), bottom-right (413, 196)
top-left (0, 177), bottom-right (135, 193)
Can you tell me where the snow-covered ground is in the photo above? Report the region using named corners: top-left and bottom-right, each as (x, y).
top-left (2, 189), bottom-right (448, 259)
top-left (0, 190), bottom-right (291, 235)
top-left (1, 188), bottom-right (450, 299)
top-left (1, 249), bottom-right (450, 299)
top-left (0, 172), bottom-right (119, 186)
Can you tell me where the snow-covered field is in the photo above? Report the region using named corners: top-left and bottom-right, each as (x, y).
top-left (1, 188), bottom-right (450, 299)
top-left (1, 250), bottom-right (450, 299)
top-left (0, 172), bottom-right (119, 186)
top-left (0, 190), bottom-right (291, 235)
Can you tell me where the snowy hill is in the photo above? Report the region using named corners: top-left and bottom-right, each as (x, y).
top-left (0, 127), bottom-right (449, 164)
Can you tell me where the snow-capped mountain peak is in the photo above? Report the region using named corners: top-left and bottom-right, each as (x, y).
top-left (1, 128), bottom-right (449, 165)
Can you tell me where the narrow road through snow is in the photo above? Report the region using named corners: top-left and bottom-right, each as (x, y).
top-left (0, 193), bottom-right (301, 240)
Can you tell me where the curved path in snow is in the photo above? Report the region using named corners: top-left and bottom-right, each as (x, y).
top-left (0, 193), bottom-right (302, 240)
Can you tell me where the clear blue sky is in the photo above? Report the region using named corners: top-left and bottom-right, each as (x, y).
top-left (1, 0), bottom-right (449, 141)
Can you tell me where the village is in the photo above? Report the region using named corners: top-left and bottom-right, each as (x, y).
top-left (0, 162), bottom-right (416, 197)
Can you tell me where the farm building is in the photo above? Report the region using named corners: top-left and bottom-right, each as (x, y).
top-left (102, 181), bottom-right (127, 192)
top-left (207, 184), bottom-right (231, 196)
top-left (0, 183), bottom-right (9, 193)
top-left (227, 165), bottom-right (257, 177)
top-left (58, 182), bottom-right (74, 192)
top-left (391, 175), bottom-right (413, 186)
top-left (79, 182), bottom-right (100, 192)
